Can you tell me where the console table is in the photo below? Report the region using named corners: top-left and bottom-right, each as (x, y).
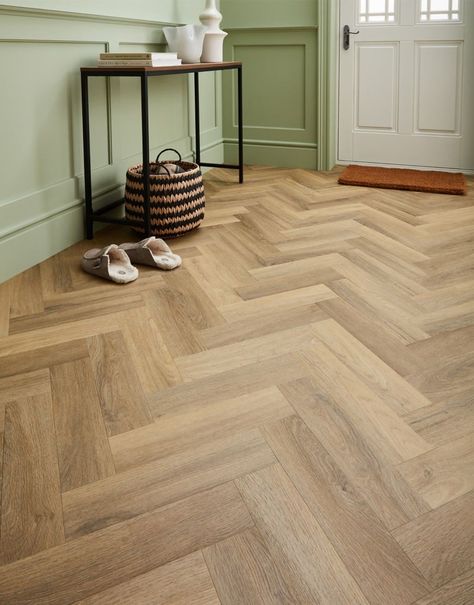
top-left (80, 61), bottom-right (243, 239)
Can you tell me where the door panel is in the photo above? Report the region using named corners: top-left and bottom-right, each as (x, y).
top-left (338, 0), bottom-right (474, 170)
top-left (356, 44), bottom-right (399, 130)
top-left (415, 42), bottom-right (462, 133)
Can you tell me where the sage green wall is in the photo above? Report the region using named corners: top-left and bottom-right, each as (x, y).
top-left (0, 1), bottom-right (222, 283)
top-left (221, 0), bottom-right (319, 170)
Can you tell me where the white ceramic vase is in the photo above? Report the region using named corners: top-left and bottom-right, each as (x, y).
top-left (163, 24), bottom-right (207, 64)
top-left (201, 31), bottom-right (228, 63)
top-left (199, 0), bottom-right (222, 32)
top-left (200, 0), bottom-right (227, 63)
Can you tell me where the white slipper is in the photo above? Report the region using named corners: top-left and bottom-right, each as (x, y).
top-left (80, 245), bottom-right (139, 284)
top-left (119, 237), bottom-right (182, 270)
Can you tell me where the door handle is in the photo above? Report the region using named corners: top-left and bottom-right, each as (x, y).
top-left (343, 25), bottom-right (360, 50)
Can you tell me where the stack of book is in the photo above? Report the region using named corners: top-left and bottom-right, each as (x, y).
top-left (97, 52), bottom-right (182, 67)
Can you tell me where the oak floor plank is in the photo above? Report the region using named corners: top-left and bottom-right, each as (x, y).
top-left (0, 314), bottom-right (120, 359)
top-left (50, 359), bottom-right (115, 492)
top-left (200, 303), bottom-right (328, 349)
top-left (280, 377), bottom-right (430, 529)
top-left (63, 429), bottom-right (275, 540)
top-left (415, 280), bottom-right (474, 312)
top-left (413, 569), bottom-right (474, 605)
top-left (203, 527), bottom-right (298, 605)
top-left (227, 218), bottom-right (281, 261)
top-left (354, 235), bottom-right (428, 283)
top-left (248, 254), bottom-right (340, 279)
top-left (148, 353), bottom-right (307, 418)
top-left (237, 266), bottom-right (342, 300)
top-left (302, 342), bottom-right (432, 463)
top-left (176, 324), bottom-right (316, 382)
top-left (342, 246), bottom-right (427, 296)
top-left (236, 464), bottom-right (370, 605)
top-left (406, 326), bottom-right (474, 409)
top-left (318, 296), bottom-right (421, 377)
top-left (185, 248), bottom-right (244, 307)
top-left (0, 483), bottom-right (252, 605)
top-left (220, 283), bottom-right (336, 323)
top-left (9, 265), bottom-right (44, 319)
top-left (398, 433), bottom-right (474, 509)
top-left (0, 339), bottom-right (89, 380)
top-left (260, 239), bottom-right (356, 265)
top-left (118, 309), bottom-right (182, 394)
top-left (404, 399), bottom-right (474, 449)
top-left (0, 368), bottom-right (51, 401)
top-left (330, 278), bottom-right (428, 345)
top-left (8, 293), bottom-right (144, 336)
top-left (421, 300), bottom-right (474, 336)
top-left (335, 251), bottom-right (427, 309)
top-left (74, 551), bottom-right (220, 605)
top-left (393, 491), bottom-right (474, 588)
top-left (0, 401), bottom-right (5, 554)
top-left (0, 393), bottom-right (64, 563)
top-left (0, 281), bottom-right (10, 337)
top-left (87, 331), bottom-right (152, 436)
top-left (40, 251), bottom-right (73, 298)
top-left (145, 269), bottom-right (224, 358)
top-left (110, 387), bottom-right (292, 473)
top-left (312, 319), bottom-right (432, 414)
top-left (263, 416), bottom-right (429, 605)
top-left (355, 220), bottom-right (429, 263)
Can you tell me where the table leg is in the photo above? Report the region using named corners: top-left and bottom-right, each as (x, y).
top-left (81, 73), bottom-right (93, 239)
top-left (237, 65), bottom-right (244, 184)
top-left (140, 75), bottom-right (151, 237)
top-left (194, 72), bottom-right (201, 165)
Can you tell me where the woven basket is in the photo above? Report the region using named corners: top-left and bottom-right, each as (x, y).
top-left (125, 149), bottom-right (205, 238)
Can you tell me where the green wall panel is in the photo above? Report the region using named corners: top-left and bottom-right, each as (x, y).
top-left (235, 44), bottom-right (306, 129)
top-left (223, 27), bottom-right (318, 170)
top-left (0, 41), bottom-right (109, 200)
top-left (221, 0), bottom-right (317, 29)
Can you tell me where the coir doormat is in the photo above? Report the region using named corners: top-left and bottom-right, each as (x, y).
top-left (338, 164), bottom-right (467, 195)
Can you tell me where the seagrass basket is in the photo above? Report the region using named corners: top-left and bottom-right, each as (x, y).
top-left (124, 149), bottom-right (205, 238)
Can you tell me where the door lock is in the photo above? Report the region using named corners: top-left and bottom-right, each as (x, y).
top-left (343, 25), bottom-right (360, 50)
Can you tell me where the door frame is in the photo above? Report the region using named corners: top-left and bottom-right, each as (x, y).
top-left (330, 0), bottom-right (474, 174)
top-left (317, 0), bottom-right (339, 170)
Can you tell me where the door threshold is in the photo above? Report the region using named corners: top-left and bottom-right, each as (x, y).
top-left (337, 160), bottom-right (474, 176)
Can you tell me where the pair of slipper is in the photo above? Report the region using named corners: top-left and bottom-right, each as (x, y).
top-left (81, 237), bottom-right (181, 284)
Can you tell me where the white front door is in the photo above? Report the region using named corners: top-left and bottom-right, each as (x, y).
top-left (338, 0), bottom-right (474, 171)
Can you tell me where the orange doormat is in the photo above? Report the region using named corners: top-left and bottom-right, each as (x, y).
top-left (338, 164), bottom-right (467, 195)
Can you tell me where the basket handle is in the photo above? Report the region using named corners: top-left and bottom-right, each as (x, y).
top-left (155, 148), bottom-right (182, 163)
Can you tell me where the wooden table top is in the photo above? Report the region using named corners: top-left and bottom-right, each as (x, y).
top-left (81, 61), bottom-right (241, 75)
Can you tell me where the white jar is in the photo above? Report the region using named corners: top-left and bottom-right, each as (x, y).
top-left (201, 31), bottom-right (228, 63)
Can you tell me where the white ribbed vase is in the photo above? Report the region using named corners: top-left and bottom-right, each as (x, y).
top-left (199, 0), bottom-right (222, 32)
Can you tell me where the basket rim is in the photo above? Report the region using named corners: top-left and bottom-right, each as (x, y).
top-left (127, 161), bottom-right (200, 180)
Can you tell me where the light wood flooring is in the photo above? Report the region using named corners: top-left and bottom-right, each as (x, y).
top-left (0, 165), bottom-right (473, 604)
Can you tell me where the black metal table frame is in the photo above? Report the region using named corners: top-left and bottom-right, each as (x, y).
top-left (80, 62), bottom-right (243, 239)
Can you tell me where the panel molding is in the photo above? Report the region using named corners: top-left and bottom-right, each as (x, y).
top-left (414, 40), bottom-right (463, 135)
top-left (223, 27), bottom-right (317, 169)
top-left (224, 141), bottom-right (317, 170)
top-left (354, 42), bottom-right (400, 132)
top-left (0, 1), bottom-right (178, 25)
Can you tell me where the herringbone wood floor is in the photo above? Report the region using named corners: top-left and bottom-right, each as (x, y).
top-left (0, 166), bottom-right (473, 605)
